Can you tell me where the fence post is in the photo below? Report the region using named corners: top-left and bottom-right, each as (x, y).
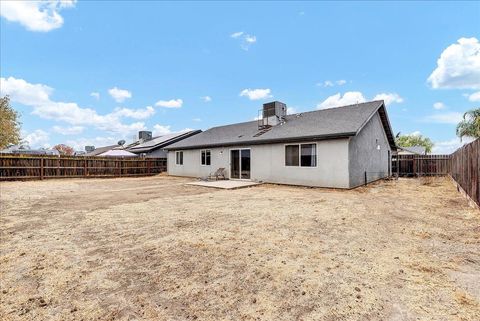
top-left (84, 158), bottom-right (87, 177)
top-left (40, 157), bottom-right (44, 180)
top-left (412, 156), bottom-right (417, 177)
top-left (364, 171), bottom-right (367, 186)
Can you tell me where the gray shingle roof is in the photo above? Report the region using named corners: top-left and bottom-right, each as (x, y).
top-left (84, 144), bottom-right (120, 156)
top-left (127, 130), bottom-right (202, 153)
top-left (166, 100), bottom-right (395, 150)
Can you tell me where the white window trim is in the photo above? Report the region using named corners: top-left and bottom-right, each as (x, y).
top-left (175, 151), bottom-right (183, 166)
top-left (284, 142), bottom-right (317, 168)
top-left (200, 149), bottom-right (211, 166)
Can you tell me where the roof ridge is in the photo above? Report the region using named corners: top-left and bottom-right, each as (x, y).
top-left (208, 100), bottom-right (383, 131)
top-left (287, 100), bottom-right (384, 117)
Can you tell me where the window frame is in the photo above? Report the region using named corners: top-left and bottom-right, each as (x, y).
top-left (201, 149), bottom-right (211, 166)
top-left (284, 143), bottom-right (317, 168)
top-left (175, 151), bottom-right (183, 165)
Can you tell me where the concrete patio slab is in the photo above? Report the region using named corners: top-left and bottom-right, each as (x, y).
top-left (186, 180), bottom-right (262, 189)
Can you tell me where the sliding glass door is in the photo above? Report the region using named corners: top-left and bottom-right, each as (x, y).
top-left (230, 149), bottom-right (251, 179)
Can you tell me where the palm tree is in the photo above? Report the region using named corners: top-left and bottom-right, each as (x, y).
top-left (456, 108), bottom-right (480, 141)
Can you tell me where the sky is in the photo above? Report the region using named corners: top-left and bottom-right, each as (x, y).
top-left (1, 1), bottom-right (479, 153)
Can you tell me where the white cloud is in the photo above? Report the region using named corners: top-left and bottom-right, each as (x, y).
top-left (318, 91), bottom-right (404, 109)
top-left (90, 92), bottom-right (100, 100)
top-left (153, 124), bottom-right (172, 136)
top-left (245, 35), bottom-right (256, 43)
top-left (317, 80), bottom-right (347, 87)
top-left (230, 31), bottom-right (244, 38)
top-left (231, 31), bottom-right (257, 51)
top-left (424, 112), bottom-right (464, 124)
top-left (240, 88), bottom-right (272, 100)
top-left (323, 80), bottom-right (334, 87)
top-left (428, 37), bottom-right (480, 90)
top-left (317, 91), bottom-right (366, 109)
top-left (111, 106), bottom-right (155, 119)
top-left (155, 99), bottom-right (183, 108)
top-left (52, 125), bottom-right (84, 135)
top-left (201, 96), bottom-right (212, 102)
top-left (192, 118), bottom-right (202, 122)
top-left (432, 137), bottom-right (474, 154)
top-left (287, 107), bottom-right (297, 115)
top-left (22, 129), bottom-right (50, 148)
top-left (1, 76), bottom-right (146, 134)
top-left (108, 87), bottom-right (132, 103)
top-left (373, 93), bottom-right (404, 106)
top-left (433, 102), bottom-right (446, 110)
top-left (0, 0), bottom-right (76, 32)
top-left (65, 136), bottom-right (117, 151)
top-left (409, 131), bottom-right (422, 136)
top-left (0, 76), bottom-right (52, 105)
top-left (468, 91), bottom-right (480, 102)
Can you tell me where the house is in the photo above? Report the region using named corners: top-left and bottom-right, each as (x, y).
top-left (98, 149), bottom-right (138, 157)
top-left (84, 144), bottom-right (123, 157)
top-left (0, 144), bottom-right (60, 156)
top-left (127, 130), bottom-right (201, 158)
top-left (397, 146), bottom-right (427, 155)
top-left (165, 100), bottom-right (396, 188)
top-left (82, 130), bottom-right (202, 158)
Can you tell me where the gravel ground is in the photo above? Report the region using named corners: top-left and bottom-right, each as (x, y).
top-left (0, 176), bottom-right (479, 321)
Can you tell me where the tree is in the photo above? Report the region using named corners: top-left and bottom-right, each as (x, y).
top-left (0, 96), bottom-right (21, 149)
top-left (396, 133), bottom-right (434, 153)
top-left (456, 108), bottom-right (480, 141)
top-left (53, 144), bottom-right (75, 156)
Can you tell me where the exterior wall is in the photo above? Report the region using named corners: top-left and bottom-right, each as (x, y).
top-left (168, 138), bottom-right (350, 188)
top-left (348, 112), bottom-right (391, 188)
top-left (168, 147), bottom-right (230, 178)
top-left (145, 148), bottom-right (167, 158)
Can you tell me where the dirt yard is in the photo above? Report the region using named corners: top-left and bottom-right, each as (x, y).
top-left (0, 176), bottom-right (479, 321)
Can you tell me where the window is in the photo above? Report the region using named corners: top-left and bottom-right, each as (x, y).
top-left (285, 143), bottom-right (316, 167)
top-left (301, 144), bottom-right (316, 167)
top-left (285, 145), bottom-right (299, 166)
top-left (201, 150), bottom-right (211, 165)
top-left (175, 151), bottom-right (183, 165)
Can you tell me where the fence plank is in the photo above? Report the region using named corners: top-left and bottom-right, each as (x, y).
top-left (0, 155), bottom-right (167, 181)
top-left (392, 139), bottom-right (479, 207)
top-left (392, 154), bottom-right (451, 177)
top-left (450, 139), bottom-right (479, 207)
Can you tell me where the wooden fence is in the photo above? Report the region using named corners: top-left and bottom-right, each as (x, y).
top-left (450, 139), bottom-right (479, 207)
top-left (392, 154), bottom-right (451, 177)
top-left (0, 155), bottom-right (167, 181)
top-left (392, 139), bottom-right (479, 207)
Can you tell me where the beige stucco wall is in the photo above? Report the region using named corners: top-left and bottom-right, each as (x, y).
top-left (167, 138), bottom-right (350, 188)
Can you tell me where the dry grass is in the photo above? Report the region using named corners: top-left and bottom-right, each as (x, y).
top-left (0, 176), bottom-right (479, 320)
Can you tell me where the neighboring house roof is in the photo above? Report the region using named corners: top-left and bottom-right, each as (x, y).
top-left (84, 144), bottom-right (120, 156)
top-left (166, 100), bottom-right (396, 150)
top-left (127, 130), bottom-right (202, 154)
top-left (98, 149), bottom-right (138, 157)
top-left (397, 146), bottom-right (426, 155)
top-left (0, 145), bottom-right (60, 155)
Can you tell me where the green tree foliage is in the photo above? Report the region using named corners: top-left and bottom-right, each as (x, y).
top-left (456, 108), bottom-right (480, 141)
top-left (396, 134), bottom-right (434, 153)
top-left (0, 96), bottom-right (21, 149)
